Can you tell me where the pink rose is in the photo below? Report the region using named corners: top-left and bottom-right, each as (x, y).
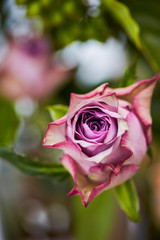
top-left (0, 36), bottom-right (69, 101)
top-left (43, 75), bottom-right (159, 207)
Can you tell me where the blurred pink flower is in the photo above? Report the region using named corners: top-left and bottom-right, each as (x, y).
top-left (43, 74), bottom-right (159, 207)
top-left (0, 36), bottom-right (70, 101)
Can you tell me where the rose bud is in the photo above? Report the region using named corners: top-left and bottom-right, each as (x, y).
top-left (43, 74), bottom-right (159, 207)
top-left (0, 36), bottom-right (69, 101)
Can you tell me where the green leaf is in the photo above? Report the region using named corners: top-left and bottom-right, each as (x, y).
top-left (47, 104), bottom-right (69, 121)
top-left (103, 0), bottom-right (142, 49)
top-left (0, 98), bottom-right (19, 146)
top-left (0, 147), bottom-right (69, 178)
top-left (118, 57), bottom-right (138, 88)
top-left (121, 0), bottom-right (160, 71)
top-left (113, 179), bottom-right (140, 222)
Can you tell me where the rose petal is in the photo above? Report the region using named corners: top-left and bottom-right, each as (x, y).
top-left (68, 93), bottom-right (119, 119)
top-left (121, 111), bottom-right (147, 165)
top-left (61, 154), bottom-right (96, 206)
top-left (89, 163), bottom-right (114, 184)
top-left (81, 141), bottom-right (114, 157)
top-left (116, 118), bottom-right (128, 137)
top-left (106, 74), bottom-right (159, 145)
top-left (42, 116), bottom-right (67, 147)
top-left (106, 74), bottom-right (159, 104)
top-left (57, 141), bottom-right (95, 174)
top-left (87, 164), bottom-right (139, 206)
top-left (106, 164), bottom-right (139, 189)
top-left (62, 153), bottom-right (139, 207)
top-left (102, 136), bottom-right (133, 167)
top-left (133, 79), bottom-right (158, 145)
top-left (68, 83), bottom-right (108, 113)
top-left (118, 99), bottom-right (132, 120)
top-left (83, 164), bottom-right (139, 207)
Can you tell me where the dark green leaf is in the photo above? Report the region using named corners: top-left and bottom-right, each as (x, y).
top-left (0, 147), bottom-right (69, 178)
top-left (47, 104), bottom-right (68, 121)
top-left (0, 98), bottom-right (19, 146)
top-left (103, 0), bottom-right (142, 49)
top-left (121, 0), bottom-right (160, 71)
top-left (113, 179), bottom-right (140, 222)
top-left (118, 57), bottom-right (138, 87)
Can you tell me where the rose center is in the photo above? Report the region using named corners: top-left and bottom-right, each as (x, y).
top-left (81, 110), bottom-right (111, 133)
top-left (88, 118), bottom-right (107, 131)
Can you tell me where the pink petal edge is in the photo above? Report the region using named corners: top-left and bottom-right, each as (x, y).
top-left (68, 83), bottom-right (108, 113)
top-left (42, 116), bottom-right (67, 146)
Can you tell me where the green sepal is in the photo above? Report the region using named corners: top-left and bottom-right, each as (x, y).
top-left (147, 146), bottom-right (153, 161)
top-left (46, 104), bottom-right (69, 121)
